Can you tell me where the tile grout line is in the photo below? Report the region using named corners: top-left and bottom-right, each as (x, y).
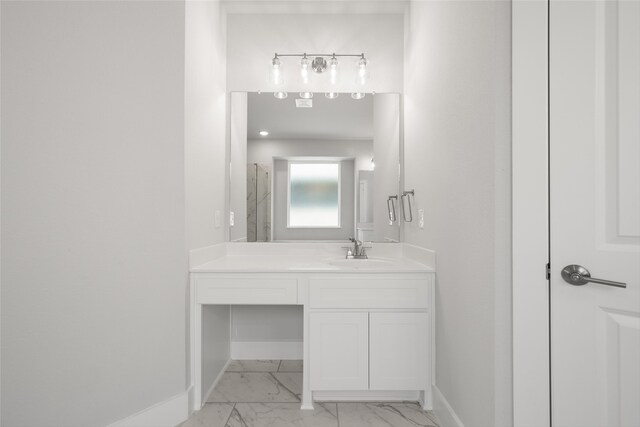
top-left (336, 402), bottom-right (341, 427)
top-left (277, 360), bottom-right (282, 372)
top-left (268, 372), bottom-right (301, 403)
top-left (222, 403), bottom-right (236, 427)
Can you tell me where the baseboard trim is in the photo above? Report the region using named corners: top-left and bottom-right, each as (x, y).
top-left (432, 385), bottom-right (464, 427)
top-left (202, 359), bottom-right (231, 404)
top-left (231, 340), bottom-right (303, 360)
top-left (313, 390), bottom-right (420, 402)
top-left (106, 390), bottom-right (188, 427)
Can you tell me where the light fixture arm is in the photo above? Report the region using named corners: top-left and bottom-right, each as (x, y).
top-left (273, 52), bottom-right (365, 58)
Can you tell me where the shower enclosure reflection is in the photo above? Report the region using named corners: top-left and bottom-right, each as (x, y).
top-left (247, 163), bottom-right (271, 242)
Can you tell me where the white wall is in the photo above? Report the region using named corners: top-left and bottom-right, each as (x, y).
top-left (229, 93), bottom-right (248, 242)
top-left (184, 0), bottom-right (230, 404)
top-left (185, 0), bottom-right (228, 250)
top-left (1, 2), bottom-right (187, 425)
top-left (373, 94), bottom-right (401, 242)
top-left (403, 1), bottom-right (512, 426)
top-left (226, 14), bottom-right (404, 93)
top-left (231, 305), bottom-right (303, 342)
top-left (248, 138), bottom-right (373, 172)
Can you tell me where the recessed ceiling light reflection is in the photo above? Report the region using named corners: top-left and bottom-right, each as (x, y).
top-left (299, 92), bottom-right (313, 99)
top-left (351, 92), bottom-right (366, 100)
top-left (259, 130), bottom-right (269, 136)
top-left (325, 92), bottom-right (339, 99)
top-left (273, 91), bottom-right (288, 99)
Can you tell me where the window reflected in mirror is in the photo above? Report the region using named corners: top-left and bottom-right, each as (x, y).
top-left (288, 162), bottom-right (340, 228)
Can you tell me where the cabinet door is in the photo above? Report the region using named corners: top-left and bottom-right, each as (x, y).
top-left (309, 312), bottom-right (369, 390)
top-left (369, 312), bottom-right (429, 390)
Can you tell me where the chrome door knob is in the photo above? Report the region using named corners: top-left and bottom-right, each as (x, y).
top-left (561, 264), bottom-right (627, 288)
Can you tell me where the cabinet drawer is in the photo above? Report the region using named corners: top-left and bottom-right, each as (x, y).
top-left (195, 277), bottom-right (298, 304)
top-left (309, 278), bottom-right (429, 309)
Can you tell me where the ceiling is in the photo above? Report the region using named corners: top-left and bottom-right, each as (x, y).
top-left (222, 0), bottom-right (408, 15)
top-left (247, 92), bottom-right (373, 140)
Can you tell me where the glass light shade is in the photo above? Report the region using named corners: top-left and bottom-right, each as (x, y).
top-left (300, 56), bottom-right (312, 85)
top-left (329, 56), bottom-right (339, 85)
top-left (299, 92), bottom-right (314, 99)
top-left (351, 92), bottom-right (366, 100)
top-left (269, 57), bottom-right (284, 85)
top-left (273, 91), bottom-right (288, 99)
top-left (356, 57), bottom-right (368, 86)
top-left (325, 92), bottom-right (339, 99)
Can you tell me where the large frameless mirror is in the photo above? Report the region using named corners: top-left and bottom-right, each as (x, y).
top-left (228, 92), bottom-right (401, 243)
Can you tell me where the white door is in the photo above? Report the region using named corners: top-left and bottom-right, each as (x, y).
top-left (369, 312), bottom-right (428, 390)
top-left (550, 1), bottom-right (640, 426)
top-left (309, 312), bottom-right (369, 390)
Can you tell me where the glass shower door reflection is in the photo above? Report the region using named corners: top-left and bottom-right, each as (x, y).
top-left (247, 163), bottom-right (271, 242)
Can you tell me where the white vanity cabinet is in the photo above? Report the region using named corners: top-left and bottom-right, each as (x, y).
top-left (190, 253), bottom-right (435, 412)
top-left (309, 311), bottom-right (428, 391)
top-left (305, 273), bottom-right (433, 409)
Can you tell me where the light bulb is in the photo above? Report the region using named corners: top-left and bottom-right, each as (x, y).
top-left (329, 56), bottom-right (339, 85)
top-left (273, 91), bottom-right (288, 99)
top-left (259, 130), bottom-right (269, 136)
top-left (299, 92), bottom-right (313, 99)
top-left (269, 55), bottom-right (284, 85)
top-left (325, 92), bottom-right (339, 99)
top-left (300, 55), bottom-right (311, 85)
top-left (351, 92), bottom-right (366, 100)
top-left (356, 56), bottom-right (368, 86)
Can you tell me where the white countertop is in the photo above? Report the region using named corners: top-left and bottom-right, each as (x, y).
top-left (189, 243), bottom-right (436, 273)
top-left (190, 255), bottom-right (434, 273)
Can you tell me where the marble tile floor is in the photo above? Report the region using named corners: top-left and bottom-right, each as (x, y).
top-left (180, 360), bottom-right (439, 427)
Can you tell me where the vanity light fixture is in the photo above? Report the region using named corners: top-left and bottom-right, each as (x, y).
top-left (273, 91), bottom-right (288, 99)
top-left (269, 52), bottom-right (368, 86)
top-left (259, 130), bottom-right (269, 136)
top-left (351, 92), bottom-right (366, 100)
top-left (325, 92), bottom-right (339, 99)
top-left (299, 92), bottom-right (314, 99)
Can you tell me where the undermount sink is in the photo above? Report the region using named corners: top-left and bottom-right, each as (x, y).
top-left (326, 258), bottom-right (395, 269)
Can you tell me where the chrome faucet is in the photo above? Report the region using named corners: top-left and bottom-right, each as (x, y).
top-left (346, 237), bottom-right (368, 259)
